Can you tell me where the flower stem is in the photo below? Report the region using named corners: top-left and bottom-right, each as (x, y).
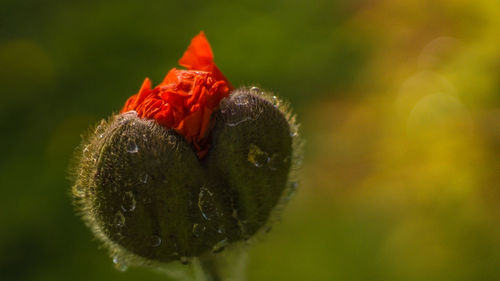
top-left (198, 255), bottom-right (223, 281)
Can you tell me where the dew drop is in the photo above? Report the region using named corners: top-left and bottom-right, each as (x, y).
top-left (140, 173), bottom-right (149, 184)
top-left (121, 191), bottom-right (136, 212)
top-left (112, 256), bottom-right (128, 272)
top-left (198, 186), bottom-right (215, 220)
top-left (212, 238), bottom-right (228, 253)
top-left (126, 140), bottom-right (138, 153)
top-left (167, 135), bottom-right (176, 145)
top-left (115, 263), bottom-right (128, 272)
top-left (150, 235), bottom-right (162, 247)
top-left (247, 144), bottom-right (269, 168)
top-left (250, 86), bottom-right (261, 94)
top-left (217, 225), bottom-right (225, 234)
top-left (271, 96), bottom-right (280, 108)
top-left (268, 153), bottom-right (280, 171)
top-left (192, 223), bottom-right (204, 238)
top-left (114, 211), bottom-right (125, 227)
top-left (200, 212), bottom-right (208, 221)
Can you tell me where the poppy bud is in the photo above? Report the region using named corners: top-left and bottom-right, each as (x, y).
top-left (71, 32), bottom-right (301, 272)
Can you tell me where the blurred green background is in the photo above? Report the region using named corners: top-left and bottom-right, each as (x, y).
top-left (1, 0), bottom-right (500, 280)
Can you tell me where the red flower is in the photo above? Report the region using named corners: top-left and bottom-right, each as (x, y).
top-left (121, 32), bottom-right (233, 158)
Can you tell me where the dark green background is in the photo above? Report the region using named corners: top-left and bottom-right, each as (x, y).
top-left (2, 0), bottom-right (500, 280)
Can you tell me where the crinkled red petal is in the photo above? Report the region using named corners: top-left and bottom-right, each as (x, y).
top-left (120, 32), bottom-right (232, 158)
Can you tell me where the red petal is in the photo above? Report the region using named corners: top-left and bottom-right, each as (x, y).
top-left (199, 107), bottom-right (213, 139)
top-left (161, 68), bottom-right (180, 85)
top-left (121, 78), bottom-right (152, 113)
top-left (178, 32), bottom-right (233, 89)
top-left (179, 31), bottom-right (214, 71)
top-left (120, 32), bottom-right (233, 159)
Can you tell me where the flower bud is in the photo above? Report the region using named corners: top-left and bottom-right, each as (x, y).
top-left (73, 87), bottom-right (299, 264)
top-left (71, 32), bottom-right (302, 271)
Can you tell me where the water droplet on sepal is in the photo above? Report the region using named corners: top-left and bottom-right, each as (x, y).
top-left (150, 235), bottom-right (162, 247)
top-left (198, 186), bottom-right (216, 220)
top-left (212, 238), bottom-right (228, 253)
top-left (167, 135), bottom-right (176, 145)
top-left (192, 223), bottom-right (205, 237)
top-left (268, 153), bottom-right (280, 171)
top-left (121, 191), bottom-right (136, 212)
top-left (271, 96), bottom-right (280, 108)
top-left (114, 211), bottom-right (125, 227)
top-left (140, 173), bottom-right (148, 184)
top-left (250, 86), bottom-right (261, 94)
top-left (247, 144), bottom-right (269, 168)
top-left (217, 225), bottom-right (225, 234)
top-left (126, 140), bottom-right (138, 153)
top-left (112, 255), bottom-right (128, 272)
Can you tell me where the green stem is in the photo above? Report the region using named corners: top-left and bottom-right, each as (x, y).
top-left (198, 255), bottom-right (223, 281)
